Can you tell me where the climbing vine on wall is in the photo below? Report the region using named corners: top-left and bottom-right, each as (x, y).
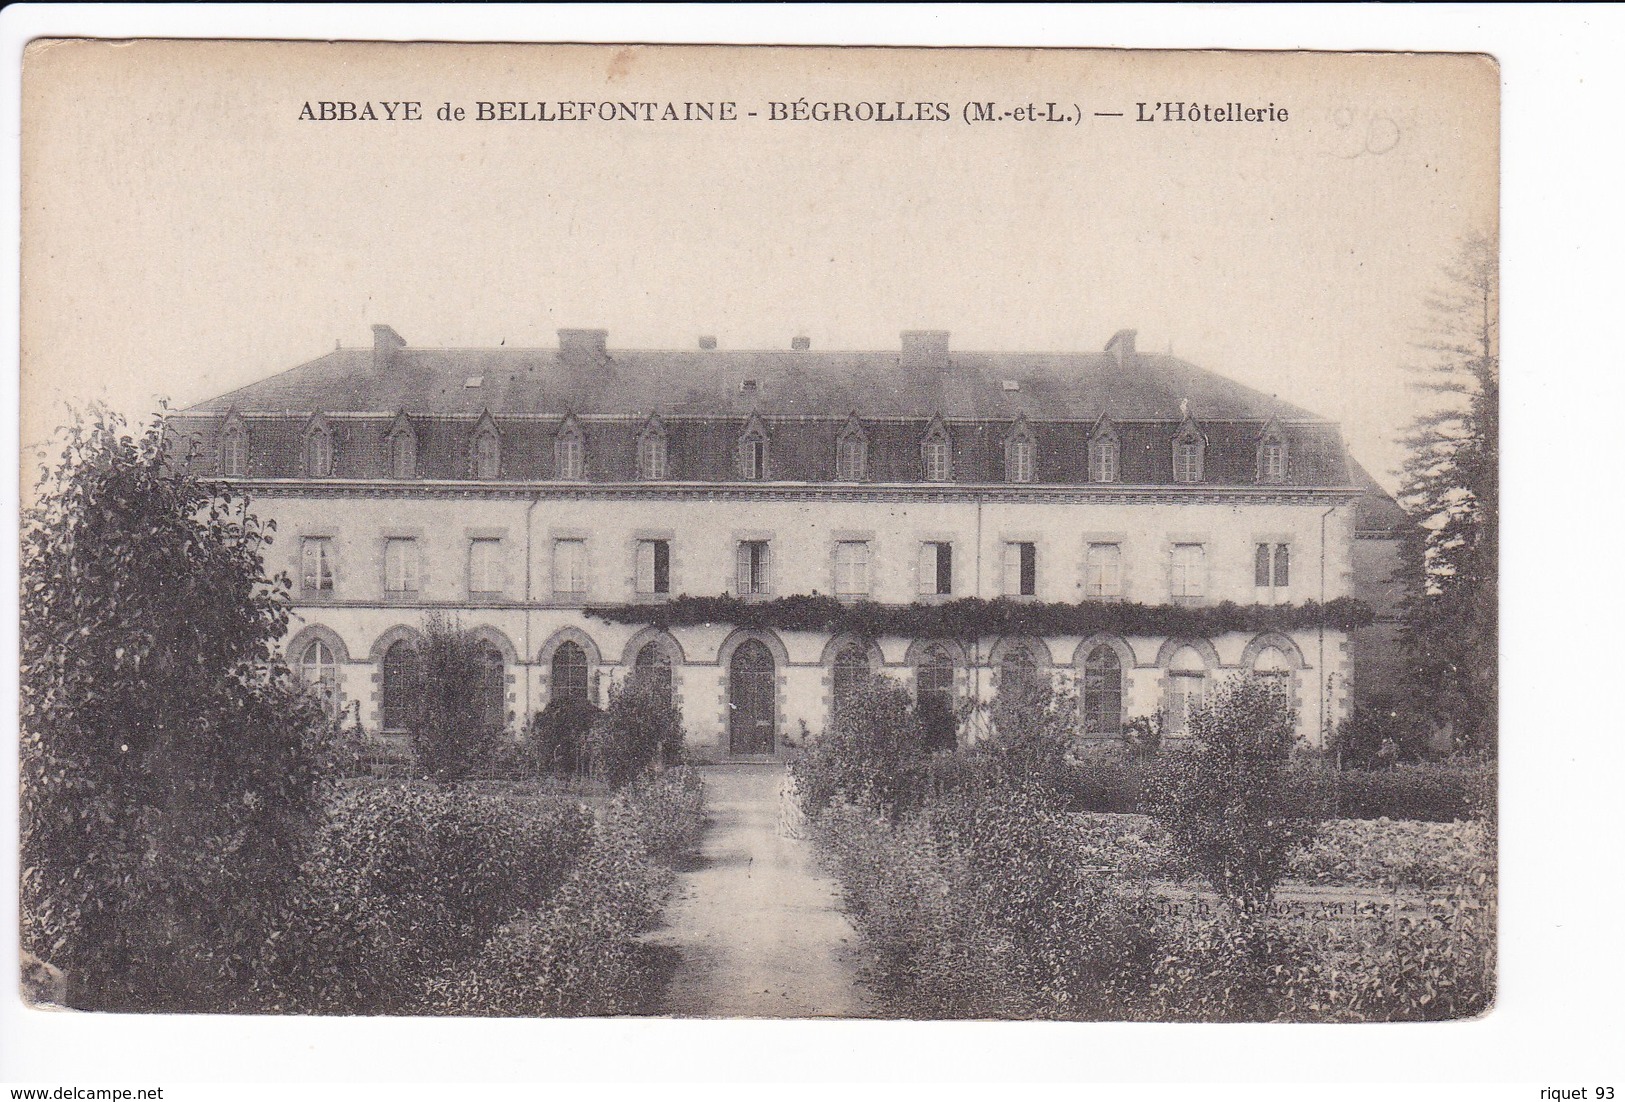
top-left (588, 594), bottom-right (1374, 639)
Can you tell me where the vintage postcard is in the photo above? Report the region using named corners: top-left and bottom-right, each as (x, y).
top-left (17, 39), bottom-right (1498, 1031)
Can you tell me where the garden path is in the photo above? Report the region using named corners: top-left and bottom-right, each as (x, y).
top-left (650, 764), bottom-right (875, 1018)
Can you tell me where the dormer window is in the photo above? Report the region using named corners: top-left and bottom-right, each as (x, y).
top-left (390, 435), bottom-right (415, 478)
top-left (738, 414), bottom-right (770, 480)
top-left (740, 379), bottom-right (760, 395)
top-left (1004, 417), bottom-right (1036, 484)
top-left (637, 414), bottom-right (668, 480)
top-left (1257, 423), bottom-right (1288, 484)
top-left (554, 414), bottom-right (586, 480)
top-left (1172, 418), bottom-right (1206, 483)
top-left (472, 422), bottom-right (501, 479)
top-left (835, 414), bottom-right (868, 481)
top-left (303, 417), bottom-right (333, 478)
top-left (1089, 418), bottom-right (1120, 483)
top-left (219, 416), bottom-right (248, 478)
top-left (921, 417), bottom-right (952, 482)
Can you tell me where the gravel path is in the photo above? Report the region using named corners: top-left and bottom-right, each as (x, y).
top-left (650, 765), bottom-right (874, 1019)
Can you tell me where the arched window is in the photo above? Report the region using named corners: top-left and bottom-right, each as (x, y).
top-left (474, 430), bottom-right (501, 479)
top-left (738, 423), bottom-right (769, 480)
top-left (836, 429), bottom-right (868, 481)
top-left (221, 426), bottom-right (247, 477)
top-left (306, 430), bottom-right (333, 478)
top-left (921, 421), bottom-right (952, 482)
top-left (478, 644), bottom-right (506, 729)
top-left (1004, 421), bottom-right (1036, 484)
top-left (832, 643), bottom-right (871, 715)
top-left (380, 639), bottom-right (419, 732)
top-left (299, 638), bottom-right (339, 713)
top-left (999, 645), bottom-right (1040, 700)
top-left (551, 640), bottom-right (590, 704)
top-left (389, 431), bottom-right (416, 479)
top-left (1172, 426), bottom-right (1205, 483)
top-left (1165, 645), bottom-right (1208, 737)
top-left (634, 642), bottom-right (674, 708)
top-left (1082, 645), bottom-right (1123, 737)
top-left (555, 423), bottom-right (585, 480)
top-left (1089, 433), bottom-right (1119, 483)
top-left (1251, 645), bottom-right (1293, 697)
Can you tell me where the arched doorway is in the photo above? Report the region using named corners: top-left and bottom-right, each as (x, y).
top-left (729, 639), bottom-right (776, 755)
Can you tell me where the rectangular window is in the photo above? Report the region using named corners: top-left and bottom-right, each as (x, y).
top-left (923, 441), bottom-right (951, 482)
top-left (1171, 543), bottom-right (1205, 601)
top-left (636, 539), bottom-right (671, 595)
top-left (743, 440), bottom-right (766, 480)
top-left (301, 537), bottom-right (334, 593)
top-left (553, 538), bottom-right (587, 596)
top-left (1086, 542), bottom-right (1122, 599)
top-left (469, 538), bottom-right (502, 596)
top-left (1003, 541), bottom-right (1036, 597)
top-left (834, 540), bottom-right (871, 597)
top-left (736, 540), bottom-right (772, 595)
top-left (383, 538), bottom-right (418, 594)
top-left (1255, 542), bottom-right (1291, 601)
top-left (919, 541), bottom-right (952, 595)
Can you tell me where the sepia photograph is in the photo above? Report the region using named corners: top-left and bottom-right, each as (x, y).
top-left (40, 12), bottom-right (1625, 1093)
top-left (14, 36), bottom-right (1502, 1029)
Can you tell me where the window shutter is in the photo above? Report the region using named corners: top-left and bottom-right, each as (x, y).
top-left (1255, 543), bottom-right (1271, 588)
top-left (1274, 543), bottom-right (1290, 587)
top-left (1020, 542), bottom-right (1036, 596)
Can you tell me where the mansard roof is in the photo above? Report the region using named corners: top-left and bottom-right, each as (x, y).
top-left (172, 328), bottom-right (1358, 487)
top-left (186, 330), bottom-right (1322, 422)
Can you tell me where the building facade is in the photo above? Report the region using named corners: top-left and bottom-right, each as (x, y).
top-left (170, 325), bottom-right (1376, 757)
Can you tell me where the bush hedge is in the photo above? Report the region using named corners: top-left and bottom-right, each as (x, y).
top-left (1062, 755), bottom-right (1489, 823)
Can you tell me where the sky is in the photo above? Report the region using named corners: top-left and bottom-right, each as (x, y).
top-left (20, 42), bottom-right (1497, 492)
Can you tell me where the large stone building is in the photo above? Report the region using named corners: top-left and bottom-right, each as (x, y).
top-left (169, 325), bottom-right (1397, 758)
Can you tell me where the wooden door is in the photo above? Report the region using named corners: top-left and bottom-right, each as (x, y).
top-left (729, 640), bottom-right (776, 755)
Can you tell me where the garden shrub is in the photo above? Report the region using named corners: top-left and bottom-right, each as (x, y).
top-left (1330, 692), bottom-right (1429, 768)
top-left (1144, 676), bottom-right (1328, 916)
top-left (607, 767), bottom-right (706, 864)
top-left (407, 613), bottom-right (507, 783)
top-left (272, 784), bottom-right (594, 1013)
top-left (591, 675), bottom-right (686, 788)
top-left (20, 409), bottom-right (337, 1012)
top-left (1288, 818), bottom-right (1491, 892)
top-left (422, 767), bottom-right (705, 1016)
top-left (981, 679), bottom-right (1085, 812)
top-left (1071, 746), bottom-right (1151, 813)
top-left (793, 673), bottom-right (935, 820)
top-left (524, 697), bottom-right (604, 777)
top-left (1319, 760), bottom-right (1487, 822)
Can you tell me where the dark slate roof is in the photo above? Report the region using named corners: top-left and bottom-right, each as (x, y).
top-left (187, 342), bottom-right (1322, 422)
top-left (1348, 458), bottom-right (1410, 533)
top-left (173, 332), bottom-right (1356, 487)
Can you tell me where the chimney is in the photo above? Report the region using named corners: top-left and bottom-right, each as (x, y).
top-left (698, 335), bottom-right (718, 350)
top-left (372, 324), bottom-right (406, 371)
top-left (900, 330), bottom-right (950, 371)
top-left (1104, 329), bottom-right (1137, 367)
top-left (558, 328), bottom-right (609, 360)
top-left (791, 336), bottom-right (810, 351)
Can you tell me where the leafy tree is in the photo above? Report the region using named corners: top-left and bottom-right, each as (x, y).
top-left (408, 613), bottom-right (505, 783)
top-left (1145, 676), bottom-right (1325, 917)
top-left (591, 674), bottom-right (686, 788)
top-left (1396, 231), bottom-right (1498, 754)
top-left (20, 408), bottom-right (334, 1010)
top-left (792, 672), bottom-right (932, 820)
